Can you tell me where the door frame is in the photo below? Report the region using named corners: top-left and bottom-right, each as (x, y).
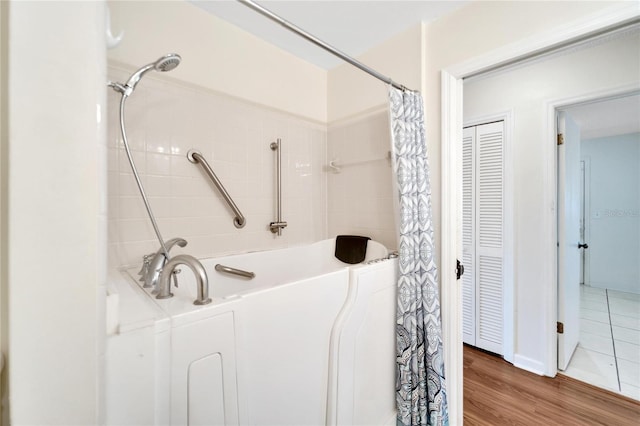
top-left (440, 5), bottom-right (639, 424)
top-left (581, 157), bottom-right (591, 286)
top-left (555, 109), bottom-right (583, 372)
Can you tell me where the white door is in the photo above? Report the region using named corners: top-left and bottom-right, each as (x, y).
top-left (557, 111), bottom-right (581, 371)
top-left (462, 127), bottom-right (476, 346)
top-left (462, 121), bottom-right (505, 355)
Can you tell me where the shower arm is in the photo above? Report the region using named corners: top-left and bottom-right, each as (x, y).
top-left (118, 95), bottom-right (170, 257)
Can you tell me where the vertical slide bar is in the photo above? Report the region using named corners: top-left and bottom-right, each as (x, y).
top-left (269, 139), bottom-right (287, 235)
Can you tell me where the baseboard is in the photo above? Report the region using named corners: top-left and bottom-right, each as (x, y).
top-left (513, 354), bottom-right (545, 376)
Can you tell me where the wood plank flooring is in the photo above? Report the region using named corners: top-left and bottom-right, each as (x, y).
top-left (463, 345), bottom-right (640, 425)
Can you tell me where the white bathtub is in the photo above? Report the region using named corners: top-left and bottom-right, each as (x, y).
top-left (106, 238), bottom-right (397, 426)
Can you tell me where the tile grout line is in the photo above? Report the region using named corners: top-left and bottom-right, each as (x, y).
top-left (605, 289), bottom-right (622, 392)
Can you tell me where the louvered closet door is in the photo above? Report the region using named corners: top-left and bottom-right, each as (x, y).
top-left (462, 121), bottom-right (504, 355)
top-left (462, 127), bottom-right (476, 346)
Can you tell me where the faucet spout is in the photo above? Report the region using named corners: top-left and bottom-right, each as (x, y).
top-left (143, 237), bottom-right (188, 289)
top-left (157, 254), bottom-right (212, 306)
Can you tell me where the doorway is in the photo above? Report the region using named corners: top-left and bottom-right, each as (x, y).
top-left (557, 94), bottom-right (640, 400)
top-left (442, 10), bottom-right (640, 422)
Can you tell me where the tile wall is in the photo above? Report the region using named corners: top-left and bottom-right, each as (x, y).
top-left (107, 66), bottom-right (327, 268)
top-left (327, 109), bottom-right (398, 250)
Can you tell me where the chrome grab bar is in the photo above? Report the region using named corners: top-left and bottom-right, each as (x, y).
top-left (187, 149), bottom-right (246, 228)
top-left (269, 139), bottom-right (287, 235)
top-left (214, 264), bottom-right (256, 279)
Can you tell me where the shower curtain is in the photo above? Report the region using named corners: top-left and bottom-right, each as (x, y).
top-left (389, 87), bottom-right (448, 426)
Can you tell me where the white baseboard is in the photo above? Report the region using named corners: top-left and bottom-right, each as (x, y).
top-left (513, 354), bottom-right (546, 376)
top-left (588, 281), bottom-right (640, 295)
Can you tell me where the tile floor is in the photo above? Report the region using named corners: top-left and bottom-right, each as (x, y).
top-left (562, 285), bottom-right (640, 400)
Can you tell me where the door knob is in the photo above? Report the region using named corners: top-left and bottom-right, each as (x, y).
top-left (578, 243), bottom-right (589, 249)
top-left (456, 259), bottom-right (464, 280)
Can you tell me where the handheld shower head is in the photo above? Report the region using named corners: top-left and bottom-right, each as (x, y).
top-left (154, 53), bottom-right (181, 72)
top-left (121, 53), bottom-right (182, 95)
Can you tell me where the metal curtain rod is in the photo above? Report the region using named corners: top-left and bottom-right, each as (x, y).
top-left (236, 0), bottom-right (412, 92)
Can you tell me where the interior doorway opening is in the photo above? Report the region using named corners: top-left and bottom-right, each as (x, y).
top-left (442, 9), bottom-right (640, 423)
top-left (557, 92), bottom-right (640, 399)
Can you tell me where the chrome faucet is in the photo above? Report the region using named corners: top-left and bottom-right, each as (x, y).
top-left (156, 254), bottom-right (212, 306)
top-left (140, 238), bottom-right (188, 290)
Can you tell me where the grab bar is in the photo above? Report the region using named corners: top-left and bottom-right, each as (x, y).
top-left (269, 139), bottom-right (287, 235)
top-left (214, 264), bottom-right (256, 279)
top-left (187, 149), bottom-right (246, 229)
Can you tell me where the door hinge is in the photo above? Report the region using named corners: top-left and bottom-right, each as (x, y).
top-left (557, 322), bottom-right (564, 334)
top-left (557, 134), bottom-right (564, 145)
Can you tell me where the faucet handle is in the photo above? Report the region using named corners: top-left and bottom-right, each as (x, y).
top-left (171, 268), bottom-right (181, 288)
top-left (138, 253), bottom-right (155, 282)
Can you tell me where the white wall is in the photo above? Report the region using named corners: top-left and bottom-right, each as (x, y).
top-left (463, 29), bottom-right (640, 370)
top-left (0, 1), bottom-right (7, 424)
top-left (424, 0), bottom-right (629, 276)
top-left (326, 24), bottom-right (423, 250)
top-left (327, 24), bottom-right (422, 122)
top-left (582, 133), bottom-right (640, 294)
top-left (7, 1), bottom-right (105, 424)
top-left (327, 109), bottom-right (396, 249)
top-left (108, 0), bottom-right (327, 123)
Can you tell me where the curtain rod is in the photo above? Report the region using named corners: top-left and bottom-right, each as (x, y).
top-left (237, 0), bottom-right (412, 92)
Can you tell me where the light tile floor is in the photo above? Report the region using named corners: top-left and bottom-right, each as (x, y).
top-left (562, 285), bottom-right (640, 400)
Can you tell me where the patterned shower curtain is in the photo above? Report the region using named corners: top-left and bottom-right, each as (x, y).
top-left (389, 87), bottom-right (448, 426)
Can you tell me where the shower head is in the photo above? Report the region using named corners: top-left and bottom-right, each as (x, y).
top-left (122, 53), bottom-right (182, 95)
top-left (154, 53), bottom-right (181, 72)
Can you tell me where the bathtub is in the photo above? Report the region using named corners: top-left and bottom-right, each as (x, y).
top-left (106, 238), bottom-right (398, 426)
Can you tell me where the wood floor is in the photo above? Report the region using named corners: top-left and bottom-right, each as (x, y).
top-left (463, 345), bottom-right (640, 425)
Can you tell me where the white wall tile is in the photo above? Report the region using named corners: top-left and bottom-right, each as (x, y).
top-left (327, 109), bottom-right (396, 250)
top-left (118, 219), bottom-right (156, 243)
top-left (118, 173), bottom-right (143, 197)
top-left (118, 149), bottom-right (146, 174)
top-left (146, 152), bottom-right (171, 176)
top-left (118, 197), bottom-right (147, 220)
top-left (171, 154), bottom-right (199, 178)
top-left (145, 175), bottom-right (173, 197)
top-left (108, 67), bottom-right (327, 267)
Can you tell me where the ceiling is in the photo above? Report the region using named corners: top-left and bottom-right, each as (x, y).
top-left (564, 94), bottom-right (640, 140)
top-left (191, 0), bottom-right (467, 69)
